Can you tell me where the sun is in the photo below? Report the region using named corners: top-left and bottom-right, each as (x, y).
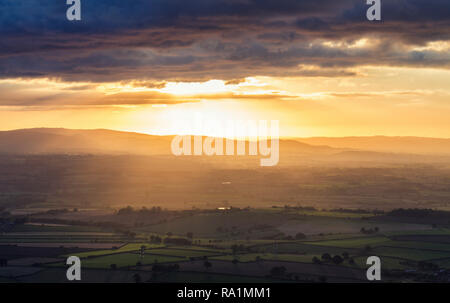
top-left (162, 101), bottom-right (258, 138)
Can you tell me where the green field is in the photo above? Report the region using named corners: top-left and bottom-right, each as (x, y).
top-left (145, 248), bottom-right (222, 258)
top-left (383, 241), bottom-right (450, 252)
top-left (253, 242), bottom-right (357, 255)
top-left (66, 243), bottom-right (165, 258)
top-left (169, 245), bottom-right (228, 252)
top-left (210, 253), bottom-right (319, 263)
top-left (3, 206), bottom-right (450, 283)
top-left (139, 211), bottom-right (285, 238)
top-left (146, 271), bottom-right (283, 283)
top-left (210, 253), bottom-right (260, 262)
top-left (350, 256), bottom-right (410, 271)
top-left (385, 229), bottom-right (450, 236)
top-left (74, 253), bottom-right (184, 269)
top-left (372, 246), bottom-right (450, 261)
top-left (9, 224), bottom-right (109, 233)
top-left (290, 210), bottom-right (377, 219)
top-left (308, 236), bottom-right (391, 248)
top-left (432, 258), bottom-right (450, 269)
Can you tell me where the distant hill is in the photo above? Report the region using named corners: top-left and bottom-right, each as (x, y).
top-left (0, 128), bottom-right (340, 156)
top-left (295, 136), bottom-right (450, 156)
top-left (0, 128), bottom-right (173, 155)
top-left (1, 129), bottom-right (450, 164)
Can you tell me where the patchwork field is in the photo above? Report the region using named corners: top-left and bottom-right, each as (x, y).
top-left (1, 207), bottom-right (450, 283)
top-left (307, 236), bottom-right (392, 248)
top-left (372, 247), bottom-right (450, 261)
top-left (53, 253), bottom-right (185, 269)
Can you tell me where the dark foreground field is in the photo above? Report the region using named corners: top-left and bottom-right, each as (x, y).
top-left (1, 207), bottom-right (450, 283)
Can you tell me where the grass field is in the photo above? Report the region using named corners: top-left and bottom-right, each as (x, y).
top-left (350, 256), bottom-right (410, 271)
top-left (3, 206), bottom-right (449, 283)
top-left (432, 258), bottom-right (450, 269)
top-left (150, 271), bottom-right (284, 283)
top-left (0, 235), bottom-right (126, 243)
top-left (385, 229), bottom-right (450, 236)
top-left (210, 253), bottom-right (262, 262)
top-left (383, 241), bottom-right (450, 252)
top-left (169, 245), bottom-right (227, 252)
top-left (139, 211), bottom-right (286, 238)
top-left (252, 242), bottom-right (357, 255)
top-left (144, 248), bottom-right (222, 258)
top-left (71, 253), bottom-right (184, 269)
top-left (308, 236), bottom-right (391, 248)
top-left (9, 224), bottom-right (108, 233)
top-left (289, 210), bottom-right (377, 219)
top-left (210, 253), bottom-right (319, 263)
top-left (65, 243), bottom-right (165, 258)
top-left (372, 246), bottom-right (450, 261)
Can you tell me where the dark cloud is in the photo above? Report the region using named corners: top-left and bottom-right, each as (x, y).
top-left (0, 80), bottom-right (299, 107)
top-left (0, 0), bottom-right (448, 82)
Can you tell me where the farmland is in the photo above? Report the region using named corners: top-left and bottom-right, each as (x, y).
top-left (1, 154), bottom-right (450, 283)
top-left (1, 206), bottom-right (450, 283)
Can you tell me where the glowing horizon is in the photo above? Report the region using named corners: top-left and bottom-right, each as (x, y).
top-left (1, 1), bottom-right (449, 139)
top-left (1, 65), bottom-right (450, 139)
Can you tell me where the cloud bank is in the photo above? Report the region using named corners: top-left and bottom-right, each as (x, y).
top-left (0, 0), bottom-right (448, 82)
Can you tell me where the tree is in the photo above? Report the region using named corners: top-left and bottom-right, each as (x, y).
top-left (164, 237), bottom-right (192, 246)
top-left (124, 231), bottom-right (136, 239)
top-left (295, 232), bottom-right (306, 240)
top-left (150, 235), bottom-right (162, 244)
top-left (204, 261), bottom-right (212, 271)
top-left (117, 206), bottom-right (134, 215)
top-left (332, 255), bottom-right (343, 265)
top-left (231, 244), bottom-right (239, 255)
top-left (321, 253), bottom-right (331, 261)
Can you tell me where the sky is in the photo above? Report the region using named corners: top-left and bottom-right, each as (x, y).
top-left (0, 0), bottom-right (449, 138)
